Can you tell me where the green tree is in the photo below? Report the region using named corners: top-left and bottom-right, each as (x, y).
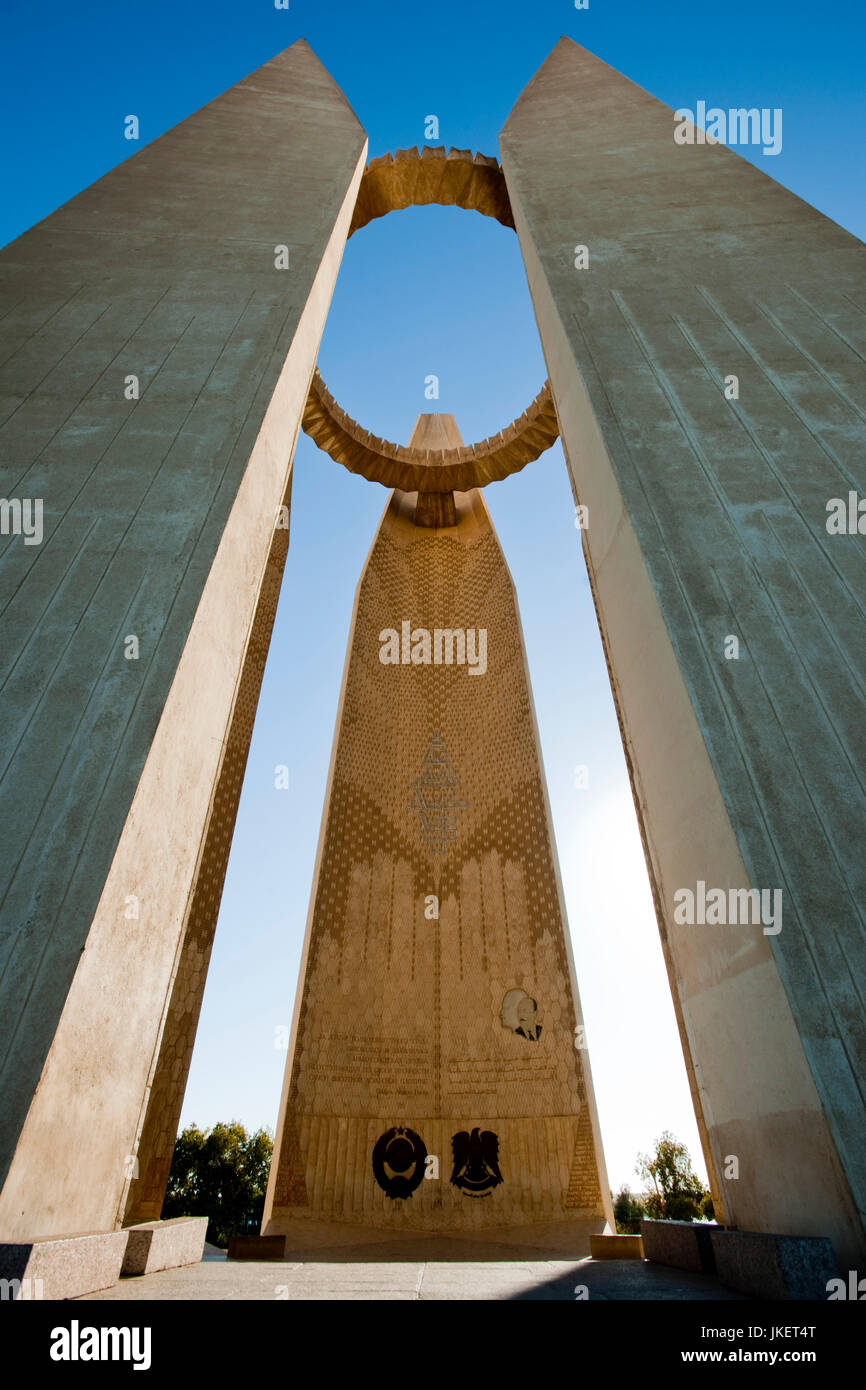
top-left (636, 1130), bottom-right (709, 1223)
top-left (612, 1185), bottom-right (646, 1234)
top-left (161, 1121), bottom-right (273, 1247)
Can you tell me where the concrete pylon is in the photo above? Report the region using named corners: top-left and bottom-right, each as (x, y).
top-left (501, 38), bottom-right (866, 1263)
top-left (0, 41), bottom-right (366, 1240)
top-left (263, 416), bottom-right (613, 1256)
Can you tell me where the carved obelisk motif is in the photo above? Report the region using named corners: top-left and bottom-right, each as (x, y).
top-left (264, 417), bottom-right (612, 1250)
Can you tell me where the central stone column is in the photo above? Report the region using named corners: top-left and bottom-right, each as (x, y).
top-left (263, 416), bottom-right (612, 1255)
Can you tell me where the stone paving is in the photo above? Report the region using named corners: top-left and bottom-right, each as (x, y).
top-left (78, 1254), bottom-right (746, 1301)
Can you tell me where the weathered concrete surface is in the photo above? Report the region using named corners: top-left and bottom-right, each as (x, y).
top-left (711, 1230), bottom-right (839, 1301)
top-left (264, 417), bottom-right (612, 1245)
top-left (76, 1255), bottom-right (746, 1301)
top-left (642, 1219), bottom-right (719, 1275)
top-left (501, 38), bottom-right (866, 1266)
top-left (0, 40), bottom-right (367, 1239)
top-left (0, 1231), bottom-right (127, 1300)
top-left (121, 1217), bottom-right (207, 1276)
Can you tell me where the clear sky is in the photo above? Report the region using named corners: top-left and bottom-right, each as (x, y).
top-left (3, 0), bottom-right (864, 1193)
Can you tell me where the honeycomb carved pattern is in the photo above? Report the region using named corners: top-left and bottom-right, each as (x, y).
top-left (270, 489), bottom-right (605, 1228)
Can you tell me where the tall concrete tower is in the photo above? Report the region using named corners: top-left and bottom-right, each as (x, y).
top-left (500, 38), bottom-right (866, 1266)
top-left (0, 39), bottom-right (367, 1243)
top-left (263, 416), bottom-right (612, 1255)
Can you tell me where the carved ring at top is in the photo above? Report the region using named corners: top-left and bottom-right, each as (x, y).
top-left (303, 369), bottom-right (560, 494)
top-left (349, 145), bottom-right (515, 235)
top-left (304, 148), bottom-right (558, 493)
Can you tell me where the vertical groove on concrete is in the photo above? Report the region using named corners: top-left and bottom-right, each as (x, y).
top-left (501, 36), bottom-right (866, 1258)
top-left (0, 38), bottom-right (367, 1233)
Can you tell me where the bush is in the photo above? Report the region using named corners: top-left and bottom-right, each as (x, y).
top-left (636, 1131), bottom-right (711, 1224)
top-left (161, 1120), bottom-right (273, 1248)
top-left (612, 1185), bottom-right (646, 1234)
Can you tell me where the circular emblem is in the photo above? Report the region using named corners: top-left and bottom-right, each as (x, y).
top-left (372, 1126), bottom-right (428, 1200)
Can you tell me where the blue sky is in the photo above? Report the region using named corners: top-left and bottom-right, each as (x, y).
top-left (3, 0), bottom-right (864, 1191)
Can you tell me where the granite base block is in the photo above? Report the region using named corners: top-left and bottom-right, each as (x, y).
top-left (122, 1217), bottom-right (208, 1276)
top-left (710, 1229), bottom-right (839, 1300)
top-left (0, 1231), bottom-right (127, 1300)
top-left (641, 1219), bottom-right (719, 1274)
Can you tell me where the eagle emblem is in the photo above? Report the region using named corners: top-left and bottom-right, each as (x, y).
top-left (450, 1127), bottom-right (503, 1197)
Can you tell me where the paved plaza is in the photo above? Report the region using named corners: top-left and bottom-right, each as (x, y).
top-left (78, 1255), bottom-right (746, 1302)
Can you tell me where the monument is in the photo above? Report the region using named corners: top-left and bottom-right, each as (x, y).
top-left (0, 33), bottom-right (864, 1294)
top-left (262, 414), bottom-right (611, 1253)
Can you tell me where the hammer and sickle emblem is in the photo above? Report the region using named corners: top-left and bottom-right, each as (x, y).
top-left (371, 1126), bottom-right (428, 1199)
